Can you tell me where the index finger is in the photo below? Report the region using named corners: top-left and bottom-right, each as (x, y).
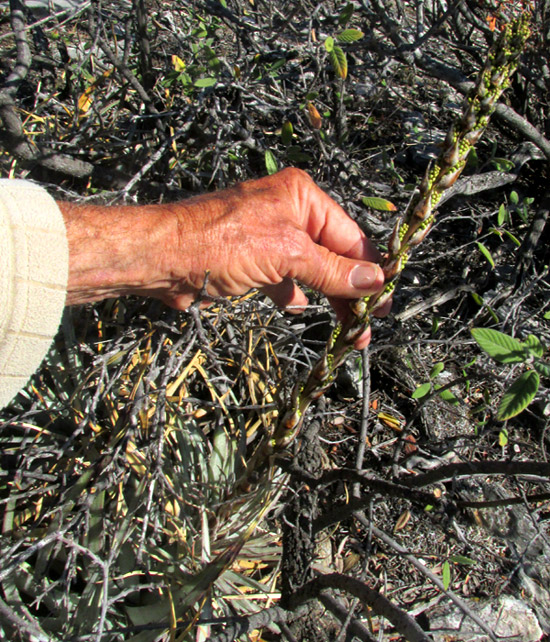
top-left (284, 169), bottom-right (382, 263)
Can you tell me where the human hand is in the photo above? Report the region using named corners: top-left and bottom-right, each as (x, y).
top-left (60, 168), bottom-right (389, 348)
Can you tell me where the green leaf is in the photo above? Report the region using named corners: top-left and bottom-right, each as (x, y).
top-left (497, 370), bottom-right (540, 420)
top-left (442, 561), bottom-right (451, 591)
top-left (330, 46), bottom-right (348, 79)
top-left (264, 149), bottom-right (278, 175)
top-left (412, 382), bottom-right (431, 399)
top-left (435, 384), bottom-right (459, 406)
top-left (497, 203), bottom-right (508, 226)
top-left (491, 157), bottom-right (515, 172)
top-left (324, 36), bottom-right (334, 52)
top-left (509, 190), bottom-right (519, 205)
top-left (304, 91), bottom-right (319, 101)
top-left (499, 427), bottom-right (508, 446)
top-left (281, 120), bottom-right (294, 146)
top-left (194, 76), bottom-right (217, 87)
top-left (471, 328), bottom-right (527, 364)
top-left (544, 311), bottom-right (550, 320)
top-left (476, 241), bottom-right (495, 268)
top-left (523, 334), bottom-right (544, 359)
top-left (470, 292), bottom-right (484, 306)
top-left (361, 196), bottom-right (397, 211)
top-left (338, 2), bottom-right (354, 25)
top-left (286, 146), bottom-right (312, 163)
top-left (502, 229), bottom-right (521, 247)
top-left (429, 362), bottom-right (445, 379)
top-left (534, 360), bottom-right (550, 378)
top-left (336, 28), bottom-right (364, 43)
top-left (449, 554), bottom-right (477, 566)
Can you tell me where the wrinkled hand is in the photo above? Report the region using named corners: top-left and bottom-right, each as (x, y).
top-left (60, 168), bottom-right (389, 348)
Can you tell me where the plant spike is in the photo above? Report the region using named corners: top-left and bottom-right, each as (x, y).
top-left (246, 10), bottom-right (531, 473)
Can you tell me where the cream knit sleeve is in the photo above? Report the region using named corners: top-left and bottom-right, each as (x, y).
top-left (0, 179), bottom-right (68, 408)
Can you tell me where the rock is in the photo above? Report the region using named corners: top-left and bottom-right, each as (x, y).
top-left (426, 595), bottom-right (543, 642)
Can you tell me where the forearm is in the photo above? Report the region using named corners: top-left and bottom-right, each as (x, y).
top-left (57, 201), bottom-right (183, 305)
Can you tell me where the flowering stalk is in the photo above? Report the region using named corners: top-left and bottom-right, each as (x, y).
top-left (259, 11), bottom-right (531, 462)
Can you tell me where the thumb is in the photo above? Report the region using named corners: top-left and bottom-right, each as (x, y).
top-left (296, 241), bottom-right (385, 299)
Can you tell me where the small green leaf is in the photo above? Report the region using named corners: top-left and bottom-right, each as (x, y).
top-left (330, 46), bottom-right (348, 79)
top-left (502, 229), bottom-right (521, 247)
top-left (442, 561), bottom-right (451, 591)
top-left (471, 328), bottom-right (526, 364)
top-left (412, 382), bottom-right (431, 399)
top-left (336, 28), bottom-right (364, 43)
top-left (509, 190), bottom-right (519, 205)
top-left (429, 362), bottom-right (445, 379)
top-left (305, 91), bottom-right (319, 101)
top-left (338, 2), bottom-right (354, 25)
top-left (476, 241), bottom-right (495, 268)
top-left (499, 427), bottom-right (508, 447)
top-left (491, 157), bottom-right (515, 172)
top-left (534, 360), bottom-right (550, 378)
top-left (361, 196), bottom-right (397, 211)
top-left (435, 385), bottom-right (459, 406)
top-left (286, 146), bottom-right (312, 163)
top-left (449, 554), bottom-right (477, 566)
top-left (497, 203), bottom-right (508, 226)
top-left (194, 76), bottom-right (217, 88)
top-left (264, 149), bottom-right (278, 175)
top-left (544, 311), bottom-right (550, 320)
top-left (470, 292), bottom-right (484, 306)
top-left (523, 334), bottom-right (544, 359)
top-left (497, 370), bottom-right (540, 420)
top-left (324, 36), bottom-right (334, 52)
top-left (281, 120), bottom-right (294, 146)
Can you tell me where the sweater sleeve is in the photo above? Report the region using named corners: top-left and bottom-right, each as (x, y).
top-left (0, 179), bottom-right (68, 408)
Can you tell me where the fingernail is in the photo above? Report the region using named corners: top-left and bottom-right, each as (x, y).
top-left (350, 265), bottom-right (381, 290)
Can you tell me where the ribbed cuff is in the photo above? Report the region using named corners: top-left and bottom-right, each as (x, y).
top-left (0, 179), bottom-right (68, 408)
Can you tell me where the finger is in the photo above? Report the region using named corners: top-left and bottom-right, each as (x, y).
top-left (290, 237), bottom-right (385, 300)
top-left (286, 169), bottom-right (381, 262)
top-left (262, 278), bottom-right (308, 313)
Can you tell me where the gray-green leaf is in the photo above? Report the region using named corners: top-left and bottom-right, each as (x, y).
top-left (264, 149), bottom-right (278, 175)
top-left (442, 561), bottom-right (451, 590)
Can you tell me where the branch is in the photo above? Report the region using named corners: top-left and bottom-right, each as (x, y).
top-left (400, 460), bottom-right (550, 488)
top-left (292, 572), bottom-right (434, 642)
top-left (318, 592), bottom-right (378, 642)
